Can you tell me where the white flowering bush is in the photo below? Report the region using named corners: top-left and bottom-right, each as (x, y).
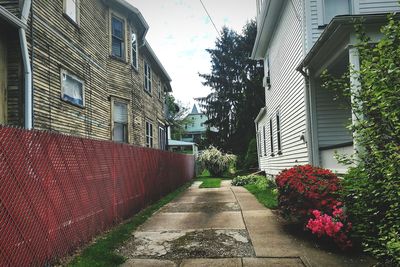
top-left (198, 146), bottom-right (236, 177)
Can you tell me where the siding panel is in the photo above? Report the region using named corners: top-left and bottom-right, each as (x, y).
top-left (258, 0), bottom-right (309, 175)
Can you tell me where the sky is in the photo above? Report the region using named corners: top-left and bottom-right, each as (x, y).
top-left (128, 0), bottom-right (257, 109)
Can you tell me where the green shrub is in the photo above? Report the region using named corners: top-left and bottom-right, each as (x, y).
top-left (197, 146), bottom-right (236, 177)
top-left (231, 174), bottom-right (265, 186)
top-left (321, 15), bottom-right (400, 265)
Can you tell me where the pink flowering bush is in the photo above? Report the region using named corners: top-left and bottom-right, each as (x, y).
top-left (275, 165), bottom-right (341, 224)
top-left (306, 203), bottom-right (353, 250)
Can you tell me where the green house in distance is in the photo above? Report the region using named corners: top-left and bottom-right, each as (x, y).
top-left (182, 104), bottom-right (217, 144)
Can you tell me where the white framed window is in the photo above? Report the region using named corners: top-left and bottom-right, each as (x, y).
top-left (146, 121), bottom-right (153, 148)
top-left (63, 0), bottom-right (79, 25)
top-left (111, 16), bottom-right (125, 59)
top-left (112, 99), bottom-right (129, 143)
top-left (60, 69), bottom-right (84, 107)
top-left (158, 126), bottom-right (166, 150)
top-left (276, 112), bottom-right (282, 155)
top-left (131, 31), bottom-right (138, 69)
top-left (318, 0), bottom-right (351, 26)
top-left (144, 62), bottom-right (152, 93)
top-left (158, 81), bottom-right (162, 99)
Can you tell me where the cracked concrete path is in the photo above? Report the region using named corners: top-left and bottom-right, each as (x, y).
top-left (117, 181), bottom-right (374, 267)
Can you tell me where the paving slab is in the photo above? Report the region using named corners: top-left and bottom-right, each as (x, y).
top-left (138, 212), bottom-right (245, 231)
top-left (171, 194), bottom-right (236, 203)
top-left (121, 259), bottom-right (177, 267)
top-left (163, 202), bottom-right (240, 213)
top-left (221, 180), bottom-right (232, 187)
top-left (243, 257), bottom-right (305, 267)
top-left (180, 258), bottom-right (242, 267)
top-left (234, 193), bottom-right (266, 211)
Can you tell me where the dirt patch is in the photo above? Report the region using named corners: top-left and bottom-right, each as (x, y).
top-left (163, 202), bottom-right (240, 213)
top-left (117, 229), bottom-right (255, 260)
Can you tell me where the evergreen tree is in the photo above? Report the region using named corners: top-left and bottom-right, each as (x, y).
top-left (198, 20), bottom-right (264, 156)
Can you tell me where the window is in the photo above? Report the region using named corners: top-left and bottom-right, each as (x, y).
top-left (158, 81), bottom-right (162, 99)
top-left (112, 100), bottom-right (129, 143)
top-left (159, 126), bottom-right (166, 150)
top-left (144, 62), bottom-right (152, 93)
top-left (318, 0), bottom-right (350, 26)
top-left (263, 125), bottom-right (267, 156)
top-left (111, 16), bottom-right (125, 59)
top-left (61, 70), bottom-right (84, 107)
top-left (269, 118), bottom-right (274, 156)
top-left (131, 31), bottom-right (138, 69)
top-left (146, 121), bottom-right (153, 148)
top-left (64, 0), bottom-right (79, 24)
top-left (276, 112), bottom-right (282, 154)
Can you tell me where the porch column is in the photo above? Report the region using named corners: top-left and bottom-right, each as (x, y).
top-left (348, 46), bottom-right (361, 153)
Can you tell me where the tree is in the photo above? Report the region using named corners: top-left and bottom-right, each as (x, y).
top-left (198, 20), bottom-right (264, 158)
top-left (165, 94), bottom-right (189, 140)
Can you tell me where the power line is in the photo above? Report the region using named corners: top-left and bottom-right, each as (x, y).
top-left (199, 0), bottom-right (220, 36)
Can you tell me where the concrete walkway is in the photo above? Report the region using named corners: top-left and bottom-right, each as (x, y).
top-left (117, 181), bottom-right (373, 267)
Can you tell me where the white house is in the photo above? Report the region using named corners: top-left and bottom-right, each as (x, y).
top-left (252, 0), bottom-right (400, 175)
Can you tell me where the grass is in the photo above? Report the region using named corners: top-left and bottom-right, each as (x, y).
top-left (67, 182), bottom-right (191, 267)
top-left (244, 183), bottom-right (278, 209)
top-left (198, 178), bottom-right (222, 188)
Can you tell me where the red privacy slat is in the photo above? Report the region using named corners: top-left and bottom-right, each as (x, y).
top-left (0, 126), bottom-right (195, 266)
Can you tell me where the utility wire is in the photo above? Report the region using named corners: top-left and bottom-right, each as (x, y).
top-left (199, 0), bottom-right (220, 36)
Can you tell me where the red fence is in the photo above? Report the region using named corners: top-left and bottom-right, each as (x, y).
top-left (0, 127), bottom-right (195, 266)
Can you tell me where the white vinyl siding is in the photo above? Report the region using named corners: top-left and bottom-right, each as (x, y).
top-left (356, 0), bottom-right (400, 14)
top-left (307, 0), bottom-right (400, 51)
top-left (315, 82), bottom-right (353, 148)
top-left (258, 0), bottom-right (309, 175)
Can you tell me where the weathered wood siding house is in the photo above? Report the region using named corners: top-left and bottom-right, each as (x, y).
top-left (252, 0), bottom-right (400, 175)
top-left (0, 0), bottom-right (170, 149)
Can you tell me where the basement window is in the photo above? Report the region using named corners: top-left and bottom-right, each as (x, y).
top-left (61, 70), bottom-right (84, 107)
top-left (63, 0), bottom-right (79, 25)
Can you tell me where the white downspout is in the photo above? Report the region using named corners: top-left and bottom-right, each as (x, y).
top-left (20, 0), bottom-right (32, 129)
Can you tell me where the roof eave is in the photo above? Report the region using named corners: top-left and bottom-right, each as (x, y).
top-left (0, 5), bottom-right (26, 29)
top-left (297, 13), bottom-right (397, 71)
top-left (254, 107), bottom-right (267, 123)
top-left (251, 0), bottom-right (285, 60)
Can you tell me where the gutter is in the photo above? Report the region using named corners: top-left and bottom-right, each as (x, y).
top-left (0, 6), bottom-right (26, 29)
top-left (20, 0), bottom-right (33, 129)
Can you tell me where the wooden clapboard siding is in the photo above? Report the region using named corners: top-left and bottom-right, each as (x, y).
top-left (0, 0), bottom-right (19, 16)
top-left (11, 0), bottom-right (170, 148)
top-left (258, 0), bottom-right (309, 175)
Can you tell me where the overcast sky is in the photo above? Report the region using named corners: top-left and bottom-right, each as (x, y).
top-left (128, 0), bottom-right (257, 109)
